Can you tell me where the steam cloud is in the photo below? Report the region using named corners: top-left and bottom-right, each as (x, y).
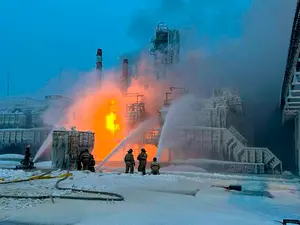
top-left (36, 0), bottom-right (297, 170)
top-left (127, 0), bottom-right (297, 170)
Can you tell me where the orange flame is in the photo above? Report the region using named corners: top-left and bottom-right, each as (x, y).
top-left (50, 60), bottom-right (172, 163)
top-left (106, 100), bottom-right (120, 136)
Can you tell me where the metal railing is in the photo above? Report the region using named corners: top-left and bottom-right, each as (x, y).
top-left (228, 126), bottom-right (247, 146)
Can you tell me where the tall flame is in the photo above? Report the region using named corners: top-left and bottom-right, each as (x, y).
top-left (106, 100), bottom-right (120, 135)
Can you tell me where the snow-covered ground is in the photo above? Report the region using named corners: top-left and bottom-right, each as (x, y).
top-left (0, 156), bottom-right (51, 170)
top-left (0, 166), bottom-right (299, 225)
top-left (0, 154), bottom-right (24, 160)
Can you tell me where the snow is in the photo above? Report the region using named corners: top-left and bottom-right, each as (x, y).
top-left (0, 161), bottom-right (20, 169)
top-left (0, 154), bottom-right (24, 160)
top-left (0, 154), bottom-right (24, 169)
top-left (0, 159), bottom-right (53, 170)
top-left (34, 161), bottom-right (52, 170)
top-left (0, 170), bottom-right (298, 225)
top-left (161, 164), bottom-right (207, 173)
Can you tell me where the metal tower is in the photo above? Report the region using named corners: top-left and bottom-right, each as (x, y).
top-left (150, 22), bottom-right (180, 80)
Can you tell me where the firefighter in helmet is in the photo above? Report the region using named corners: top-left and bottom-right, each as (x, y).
top-left (77, 150), bottom-right (84, 170)
top-left (79, 149), bottom-right (93, 171)
top-left (124, 149), bottom-right (135, 174)
top-left (21, 145), bottom-right (34, 168)
top-left (151, 157), bottom-right (160, 175)
top-left (137, 148), bottom-right (147, 175)
top-left (89, 154), bottom-right (96, 172)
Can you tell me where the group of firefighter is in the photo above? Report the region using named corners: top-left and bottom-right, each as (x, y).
top-left (124, 148), bottom-right (160, 175)
top-left (20, 145), bottom-right (160, 175)
top-left (77, 148), bottom-right (160, 175)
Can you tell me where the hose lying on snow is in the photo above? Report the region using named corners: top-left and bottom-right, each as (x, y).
top-left (0, 170), bottom-right (53, 184)
top-left (0, 170), bottom-right (124, 201)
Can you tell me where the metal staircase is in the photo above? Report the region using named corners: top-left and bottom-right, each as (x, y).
top-left (224, 126), bottom-right (282, 173)
top-left (141, 125), bottom-right (282, 173)
top-left (153, 87), bottom-right (282, 174)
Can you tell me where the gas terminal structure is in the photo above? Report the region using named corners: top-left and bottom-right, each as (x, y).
top-left (84, 23), bottom-right (282, 174)
top-left (0, 21), bottom-right (285, 175)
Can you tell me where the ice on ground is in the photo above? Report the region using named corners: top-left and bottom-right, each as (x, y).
top-left (0, 169), bottom-right (299, 224)
top-left (0, 154), bottom-right (24, 169)
top-left (0, 154), bottom-right (24, 160)
top-left (161, 164), bottom-right (207, 173)
top-left (0, 161), bottom-right (19, 168)
top-left (0, 160), bottom-right (52, 170)
top-left (34, 161), bottom-right (52, 170)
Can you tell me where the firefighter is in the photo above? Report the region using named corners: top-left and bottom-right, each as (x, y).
top-left (80, 149), bottom-right (92, 171)
top-left (151, 157), bottom-right (160, 175)
top-left (77, 150), bottom-right (85, 170)
top-left (137, 148), bottom-right (147, 175)
top-left (21, 145), bottom-right (34, 168)
top-left (88, 154), bottom-right (96, 172)
top-left (124, 149), bottom-right (135, 174)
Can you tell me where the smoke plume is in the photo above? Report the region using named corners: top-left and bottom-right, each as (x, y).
top-left (126, 0), bottom-right (297, 170)
top-left (37, 0), bottom-right (297, 170)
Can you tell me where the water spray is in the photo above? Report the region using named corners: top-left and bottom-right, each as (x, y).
top-left (97, 117), bottom-right (157, 169)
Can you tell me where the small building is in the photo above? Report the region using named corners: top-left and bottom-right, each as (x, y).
top-left (51, 127), bottom-right (95, 170)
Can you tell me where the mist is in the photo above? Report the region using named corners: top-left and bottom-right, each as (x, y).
top-left (125, 0), bottom-right (297, 170)
top-left (34, 0), bottom-right (298, 170)
top-left (128, 0), bottom-right (295, 100)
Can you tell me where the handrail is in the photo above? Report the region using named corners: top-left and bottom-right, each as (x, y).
top-left (228, 126), bottom-right (247, 146)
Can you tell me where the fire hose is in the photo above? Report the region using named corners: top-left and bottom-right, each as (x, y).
top-left (0, 170), bottom-right (124, 201)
